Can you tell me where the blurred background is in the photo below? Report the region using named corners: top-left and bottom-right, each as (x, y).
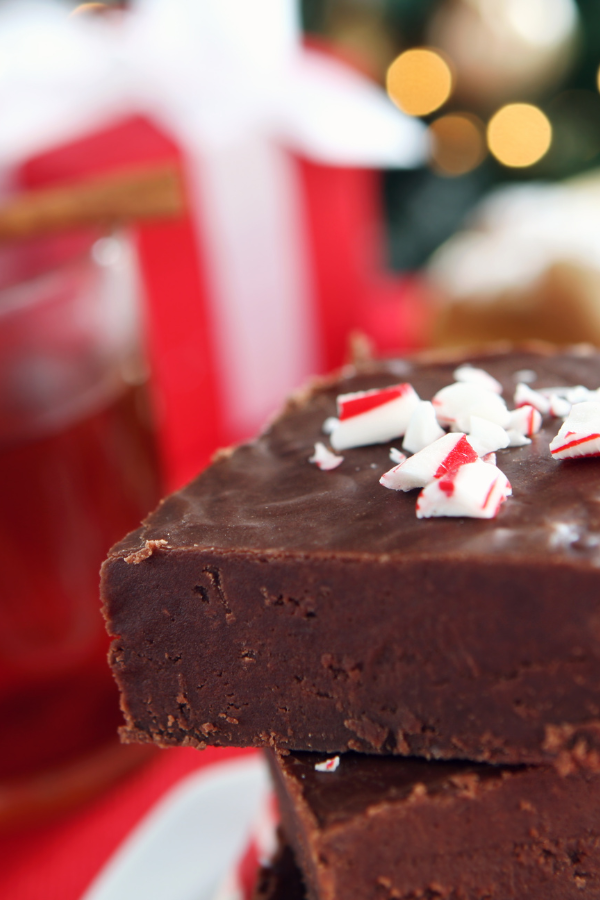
top-left (2, 0), bottom-right (600, 897)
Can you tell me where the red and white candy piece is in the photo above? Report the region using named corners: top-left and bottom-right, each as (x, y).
top-left (389, 447), bottom-right (407, 465)
top-left (507, 404), bottom-right (542, 438)
top-left (453, 365), bottom-right (502, 394)
top-left (466, 415), bottom-right (510, 457)
top-left (380, 432), bottom-right (477, 492)
top-left (514, 383), bottom-right (550, 415)
top-left (549, 401), bottom-right (600, 460)
top-left (402, 400), bottom-right (445, 454)
top-left (416, 460), bottom-right (511, 519)
top-left (309, 442), bottom-right (344, 471)
top-left (314, 755), bottom-right (340, 773)
top-left (432, 383), bottom-right (510, 432)
top-left (330, 383), bottom-right (419, 451)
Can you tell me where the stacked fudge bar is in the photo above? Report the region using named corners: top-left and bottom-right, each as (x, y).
top-left (102, 344), bottom-right (600, 899)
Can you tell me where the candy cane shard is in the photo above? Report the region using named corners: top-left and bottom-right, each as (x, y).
top-left (309, 442), bottom-right (344, 470)
top-left (549, 395), bottom-right (571, 418)
top-left (432, 383), bottom-right (510, 432)
top-left (466, 416), bottom-right (510, 457)
top-left (549, 401), bottom-right (600, 459)
top-left (507, 405), bottom-right (542, 437)
top-left (389, 447), bottom-right (407, 465)
top-left (453, 365), bottom-right (503, 394)
top-left (322, 416), bottom-right (339, 435)
top-left (329, 383), bottom-right (419, 451)
top-left (514, 383), bottom-right (550, 415)
top-left (402, 400), bottom-right (445, 454)
top-left (507, 430), bottom-right (531, 447)
top-left (416, 460), bottom-right (512, 519)
top-left (380, 433), bottom-right (477, 492)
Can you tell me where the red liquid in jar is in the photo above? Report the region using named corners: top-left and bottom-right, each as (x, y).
top-left (0, 383), bottom-right (160, 779)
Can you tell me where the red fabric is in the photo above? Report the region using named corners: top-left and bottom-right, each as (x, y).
top-left (0, 746), bottom-right (253, 900)
top-left (20, 115), bottom-right (224, 491)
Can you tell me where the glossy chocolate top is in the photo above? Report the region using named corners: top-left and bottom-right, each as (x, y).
top-left (111, 347), bottom-right (600, 563)
top-left (275, 751), bottom-right (508, 827)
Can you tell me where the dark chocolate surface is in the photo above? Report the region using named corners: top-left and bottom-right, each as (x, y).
top-left (103, 347), bottom-right (600, 764)
top-left (272, 751), bottom-right (506, 827)
top-left (271, 749), bottom-right (600, 900)
top-left (113, 347), bottom-right (600, 562)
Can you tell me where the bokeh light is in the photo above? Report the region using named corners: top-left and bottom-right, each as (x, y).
top-left (487, 103), bottom-right (552, 167)
top-left (429, 113), bottom-right (486, 176)
top-left (386, 48), bottom-right (453, 117)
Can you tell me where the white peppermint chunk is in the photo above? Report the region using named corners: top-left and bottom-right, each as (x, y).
top-left (482, 452), bottom-right (497, 465)
top-left (453, 365), bottom-right (503, 394)
top-left (380, 432), bottom-right (477, 492)
top-left (507, 405), bottom-right (542, 437)
top-left (549, 401), bottom-right (600, 459)
top-left (432, 383), bottom-right (510, 432)
top-left (416, 460), bottom-right (511, 520)
top-left (549, 395), bottom-right (571, 418)
top-left (322, 416), bottom-right (339, 435)
top-left (402, 401), bottom-right (445, 454)
top-left (314, 756), bottom-right (340, 773)
top-left (507, 430), bottom-right (531, 447)
top-left (309, 443), bottom-right (344, 471)
top-left (514, 369), bottom-right (537, 383)
top-left (538, 385), bottom-right (594, 404)
top-left (330, 383), bottom-right (419, 451)
top-left (514, 383), bottom-right (550, 415)
top-left (389, 447), bottom-right (407, 465)
top-left (466, 415), bottom-right (510, 457)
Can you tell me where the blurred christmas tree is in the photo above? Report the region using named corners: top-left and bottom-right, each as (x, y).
top-left (301, 0), bottom-right (600, 270)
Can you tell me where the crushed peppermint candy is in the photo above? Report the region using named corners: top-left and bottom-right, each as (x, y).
top-left (507, 405), bottom-right (542, 438)
top-left (514, 369), bottom-right (537, 383)
top-left (416, 460), bottom-right (511, 520)
top-left (549, 395), bottom-right (571, 418)
top-left (402, 401), bottom-right (445, 454)
top-left (432, 383), bottom-right (510, 432)
top-left (507, 430), bottom-right (531, 447)
top-left (322, 416), bottom-right (339, 435)
top-left (514, 383), bottom-right (550, 416)
top-left (380, 433), bottom-right (477, 492)
top-left (389, 447), bottom-right (407, 465)
top-left (312, 360), bottom-right (600, 521)
top-left (309, 442), bottom-right (344, 471)
top-left (466, 416), bottom-right (510, 457)
top-left (549, 401), bottom-right (600, 460)
top-left (453, 365), bottom-right (502, 394)
top-left (330, 383), bottom-right (420, 451)
top-left (315, 756), bottom-right (340, 773)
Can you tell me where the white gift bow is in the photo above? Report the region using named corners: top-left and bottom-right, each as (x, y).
top-left (0, 0), bottom-right (428, 436)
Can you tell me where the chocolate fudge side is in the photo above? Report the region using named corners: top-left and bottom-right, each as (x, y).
top-left (269, 750), bottom-right (600, 900)
top-left (102, 347), bottom-right (600, 765)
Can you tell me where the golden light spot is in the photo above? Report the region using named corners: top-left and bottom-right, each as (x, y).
top-left (70, 3), bottom-right (109, 16)
top-left (487, 103), bottom-right (552, 168)
top-left (429, 113), bottom-right (486, 176)
top-left (596, 62), bottom-right (600, 95)
top-left (386, 48), bottom-right (453, 117)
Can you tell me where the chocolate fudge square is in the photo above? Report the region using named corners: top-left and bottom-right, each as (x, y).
top-left (270, 750), bottom-right (600, 900)
top-left (102, 346), bottom-right (600, 765)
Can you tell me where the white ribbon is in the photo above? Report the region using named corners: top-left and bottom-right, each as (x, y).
top-left (0, 0), bottom-right (428, 436)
